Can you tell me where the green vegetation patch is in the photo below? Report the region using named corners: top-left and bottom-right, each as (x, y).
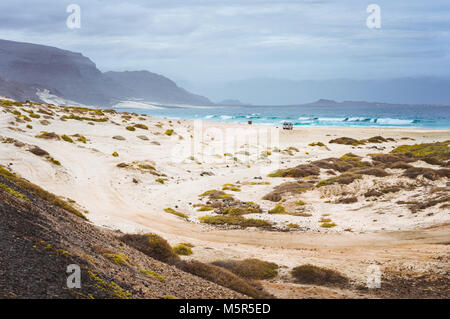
top-left (139, 269), bottom-right (165, 282)
top-left (268, 204), bottom-right (286, 214)
top-left (291, 264), bottom-right (348, 286)
top-left (61, 134), bottom-right (74, 143)
top-left (172, 244), bottom-right (193, 256)
top-left (164, 129), bottom-right (174, 136)
top-left (212, 258), bottom-right (278, 280)
top-left (120, 233), bottom-right (179, 264)
top-left (199, 215), bottom-right (272, 228)
top-left (0, 183), bottom-right (30, 202)
top-left (164, 207), bottom-right (188, 219)
top-left (391, 141), bottom-right (450, 165)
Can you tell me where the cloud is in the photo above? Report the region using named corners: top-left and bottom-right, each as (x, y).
top-left (0, 0), bottom-right (448, 85)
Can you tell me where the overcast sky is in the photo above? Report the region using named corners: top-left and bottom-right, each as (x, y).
top-left (1, 0), bottom-right (449, 87)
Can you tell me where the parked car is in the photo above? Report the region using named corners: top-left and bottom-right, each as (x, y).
top-left (282, 121), bottom-right (294, 130)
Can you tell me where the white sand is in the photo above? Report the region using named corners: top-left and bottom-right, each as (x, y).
top-left (1, 102), bottom-right (449, 294)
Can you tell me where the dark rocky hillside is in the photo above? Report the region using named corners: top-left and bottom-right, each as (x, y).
top-left (0, 39), bottom-right (212, 106)
top-left (0, 168), bottom-right (241, 299)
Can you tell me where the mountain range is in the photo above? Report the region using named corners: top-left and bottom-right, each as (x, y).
top-left (0, 39), bottom-right (212, 107)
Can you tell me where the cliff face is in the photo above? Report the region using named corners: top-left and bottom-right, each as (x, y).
top-left (0, 39), bottom-right (211, 106)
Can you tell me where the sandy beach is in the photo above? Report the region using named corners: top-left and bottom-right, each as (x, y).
top-left (1, 100), bottom-right (449, 298)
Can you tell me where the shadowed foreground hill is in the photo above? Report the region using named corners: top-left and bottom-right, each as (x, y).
top-left (0, 169), bottom-right (242, 299)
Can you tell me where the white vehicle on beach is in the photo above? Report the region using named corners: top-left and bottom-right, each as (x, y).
top-left (282, 121), bottom-right (294, 130)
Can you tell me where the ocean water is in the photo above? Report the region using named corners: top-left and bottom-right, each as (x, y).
top-left (115, 104), bottom-right (450, 129)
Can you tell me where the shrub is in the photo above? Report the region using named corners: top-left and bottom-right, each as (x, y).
top-left (103, 253), bottom-right (131, 265)
top-left (164, 208), bottom-right (188, 219)
top-left (35, 132), bottom-right (60, 140)
top-left (199, 215), bottom-right (272, 228)
top-left (26, 124), bottom-right (33, 129)
top-left (139, 269), bottom-right (165, 282)
top-left (156, 178), bottom-right (165, 184)
top-left (197, 206), bottom-right (214, 212)
top-left (337, 197), bottom-right (358, 204)
top-left (28, 146), bottom-right (49, 156)
top-left (77, 135), bottom-right (87, 143)
top-left (321, 222), bottom-right (337, 228)
top-left (296, 200), bottom-right (306, 206)
top-left (316, 173), bottom-right (362, 187)
top-left (291, 264), bottom-right (348, 286)
top-left (268, 204), bottom-right (286, 214)
top-left (112, 152), bottom-right (119, 157)
top-left (212, 258), bottom-right (278, 280)
top-left (172, 244), bottom-right (193, 256)
top-left (61, 134), bottom-right (74, 143)
top-left (164, 129), bottom-right (174, 136)
top-left (134, 124), bottom-right (148, 130)
top-left (126, 126), bottom-right (136, 131)
top-left (268, 164), bottom-right (320, 178)
top-left (309, 142), bottom-right (325, 147)
top-left (392, 141), bottom-right (450, 164)
top-left (120, 233), bottom-right (179, 264)
top-left (176, 260), bottom-right (271, 298)
top-left (329, 137), bottom-right (365, 146)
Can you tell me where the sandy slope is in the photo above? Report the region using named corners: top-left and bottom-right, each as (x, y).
top-left (1, 103), bottom-right (449, 298)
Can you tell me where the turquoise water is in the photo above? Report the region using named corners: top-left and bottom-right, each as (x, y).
top-left (115, 104), bottom-right (450, 129)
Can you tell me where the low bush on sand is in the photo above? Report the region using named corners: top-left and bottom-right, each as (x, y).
top-left (197, 206), bottom-right (214, 212)
top-left (403, 167), bottom-right (450, 181)
top-left (61, 134), bottom-right (74, 143)
top-left (291, 264), bottom-right (348, 286)
top-left (316, 173), bottom-right (362, 187)
top-left (77, 135), bottom-right (87, 143)
top-left (126, 126), bottom-right (136, 131)
top-left (35, 131), bottom-right (60, 140)
top-left (172, 244), bottom-right (193, 256)
top-left (321, 222), bottom-right (337, 228)
top-left (134, 124), bottom-right (148, 130)
top-left (164, 208), bottom-right (188, 219)
top-left (309, 142), bottom-right (325, 147)
top-left (199, 215), bottom-right (272, 228)
top-left (212, 258), bottom-right (278, 280)
top-left (112, 152), bottom-right (119, 157)
top-left (164, 129), bottom-right (174, 136)
top-left (61, 114), bottom-right (108, 122)
top-left (268, 164), bottom-right (320, 178)
top-left (263, 182), bottom-right (313, 202)
top-left (199, 189), bottom-right (232, 200)
top-left (176, 260), bottom-right (271, 298)
top-left (337, 197), bottom-right (358, 204)
top-left (28, 146), bottom-right (49, 156)
top-left (391, 141), bottom-right (450, 165)
top-left (120, 233), bottom-right (179, 264)
top-left (329, 137), bottom-right (365, 146)
top-left (268, 204), bottom-right (286, 214)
